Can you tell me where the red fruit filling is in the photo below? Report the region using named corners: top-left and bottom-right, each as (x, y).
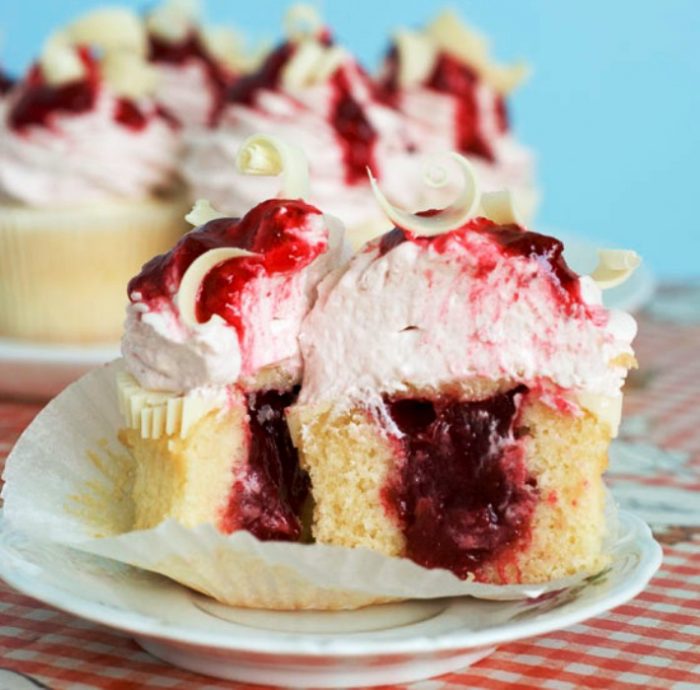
top-left (382, 387), bottom-right (537, 579)
top-left (219, 388), bottom-right (309, 541)
top-left (128, 198), bottom-right (326, 339)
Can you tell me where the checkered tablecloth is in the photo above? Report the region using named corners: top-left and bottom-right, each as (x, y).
top-left (1, 285), bottom-right (699, 690)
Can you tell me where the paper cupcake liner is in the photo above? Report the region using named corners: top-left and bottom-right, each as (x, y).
top-left (1, 361), bottom-right (617, 610)
top-left (0, 197), bottom-right (189, 343)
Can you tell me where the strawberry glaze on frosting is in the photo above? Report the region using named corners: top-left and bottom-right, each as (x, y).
top-left (182, 37), bottom-right (416, 232)
top-left (148, 31), bottom-right (234, 127)
top-left (123, 198), bottom-right (343, 393)
top-left (298, 218), bottom-right (637, 409)
top-left (0, 48), bottom-right (180, 206)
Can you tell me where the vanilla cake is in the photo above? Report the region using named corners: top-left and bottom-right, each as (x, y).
top-left (118, 135), bottom-right (343, 540)
top-left (288, 155), bottom-right (638, 583)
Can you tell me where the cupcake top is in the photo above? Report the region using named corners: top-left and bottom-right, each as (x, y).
top-left (146, 0), bottom-right (262, 127)
top-left (123, 134), bottom-right (344, 394)
top-left (299, 155), bottom-right (638, 422)
top-left (182, 5), bottom-right (415, 234)
top-left (0, 26), bottom-right (180, 207)
top-left (378, 9), bottom-right (537, 217)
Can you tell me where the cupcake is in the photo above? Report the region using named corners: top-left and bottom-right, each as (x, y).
top-left (0, 28), bottom-right (187, 343)
top-left (0, 66), bottom-right (14, 97)
top-left (378, 9), bottom-right (538, 221)
top-left (145, 0), bottom-right (263, 127)
top-left (182, 5), bottom-right (416, 250)
top-left (288, 154), bottom-right (639, 584)
top-left (118, 134), bottom-right (344, 538)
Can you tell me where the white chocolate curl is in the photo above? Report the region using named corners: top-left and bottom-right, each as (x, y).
top-left (393, 29), bottom-right (437, 89)
top-left (185, 199), bottom-right (227, 227)
top-left (284, 4), bottom-right (323, 43)
top-left (176, 247), bottom-right (257, 328)
top-left (480, 190), bottom-right (521, 225)
top-left (66, 8), bottom-right (147, 56)
top-left (102, 51), bottom-right (159, 98)
top-left (282, 41), bottom-right (346, 89)
top-left (147, 0), bottom-right (200, 43)
top-left (368, 153), bottom-right (481, 236)
top-left (590, 249), bottom-right (641, 289)
top-left (235, 133), bottom-right (310, 199)
top-left (39, 36), bottom-right (85, 85)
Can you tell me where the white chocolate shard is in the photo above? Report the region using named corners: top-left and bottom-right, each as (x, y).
top-left (176, 247), bottom-right (257, 328)
top-left (282, 40), bottom-right (346, 89)
top-left (66, 8), bottom-right (147, 56)
top-left (117, 370), bottom-right (224, 439)
top-left (590, 249), bottom-right (641, 289)
top-left (425, 9), bottom-right (528, 94)
top-left (368, 153), bottom-right (480, 236)
top-left (147, 0), bottom-right (200, 43)
top-left (40, 36), bottom-right (86, 85)
top-left (185, 199), bottom-right (227, 227)
top-left (578, 392), bottom-right (623, 438)
top-left (235, 133), bottom-right (310, 199)
top-left (102, 51), bottom-right (159, 98)
top-left (393, 29), bottom-right (437, 89)
top-left (480, 190), bottom-right (521, 225)
top-left (200, 25), bottom-right (263, 73)
top-left (284, 4), bottom-right (323, 43)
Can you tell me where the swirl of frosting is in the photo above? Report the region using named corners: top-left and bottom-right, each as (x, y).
top-left (122, 133), bottom-right (344, 393)
top-left (0, 47), bottom-right (179, 206)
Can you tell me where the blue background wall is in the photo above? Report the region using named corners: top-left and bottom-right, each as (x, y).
top-left (2, 1), bottom-right (698, 278)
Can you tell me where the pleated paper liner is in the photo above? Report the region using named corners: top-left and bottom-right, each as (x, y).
top-left (1, 361), bottom-right (618, 610)
top-left (0, 197), bottom-right (188, 343)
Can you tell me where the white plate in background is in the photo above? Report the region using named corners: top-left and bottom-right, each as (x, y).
top-left (0, 511), bottom-right (661, 688)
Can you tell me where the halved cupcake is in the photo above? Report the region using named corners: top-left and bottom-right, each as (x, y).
top-left (118, 134), bottom-right (343, 541)
top-left (289, 155), bottom-right (639, 583)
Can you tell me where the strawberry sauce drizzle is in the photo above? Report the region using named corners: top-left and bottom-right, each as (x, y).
top-left (149, 31), bottom-right (233, 125)
top-left (382, 387), bottom-right (537, 579)
top-left (128, 199), bottom-right (324, 339)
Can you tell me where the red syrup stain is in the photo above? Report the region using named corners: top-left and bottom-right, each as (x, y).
top-left (375, 217), bottom-right (583, 308)
top-left (128, 199), bottom-right (325, 338)
top-left (219, 388), bottom-right (309, 541)
top-left (8, 47), bottom-right (99, 131)
top-left (226, 42), bottom-right (294, 107)
top-left (149, 31), bottom-right (234, 125)
top-left (382, 387), bottom-right (537, 580)
top-left (114, 98), bottom-right (147, 131)
top-left (379, 48), bottom-right (499, 161)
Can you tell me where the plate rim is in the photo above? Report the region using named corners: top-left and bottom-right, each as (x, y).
top-left (0, 511), bottom-right (662, 658)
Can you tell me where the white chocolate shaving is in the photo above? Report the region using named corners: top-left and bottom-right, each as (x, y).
top-left (235, 133), bottom-right (310, 199)
top-left (117, 371), bottom-right (224, 439)
top-left (578, 392), bottom-right (623, 438)
top-left (425, 9), bottom-right (528, 94)
top-left (185, 199), bottom-right (227, 227)
top-left (147, 0), bottom-right (200, 43)
top-left (102, 51), bottom-right (159, 99)
top-left (200, 25), bottom-right (263, 73)
top-left (40, 35), bottom-right (86, 85)
top-left (284, 4), bottom-right (323, 43)
top-left (393, 29), bottom-right (437, 89)
top-left (590, 249), bottom-right (641, 290)
top-left (480, 190), bottom-right (521, 225)
top-left (281, 41), bottom-right (346, 89)
top-left (368, 153), bottom-right (480, 236)
top-left (66, 8), bottom-right (147, 56)
top-left (176, 247), bottom-right (258, 328)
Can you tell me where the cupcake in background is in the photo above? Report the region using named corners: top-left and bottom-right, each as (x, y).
top-left (146, 0), bottom-right (264, 127)
top-left (182, 5), bottom-right (416, 249)
top-left (378, 9), bottom-right (538, 221)
top-left (0, 67), bottom-right (14, 97)
top-left (0, 17), bottom-right (187, 344)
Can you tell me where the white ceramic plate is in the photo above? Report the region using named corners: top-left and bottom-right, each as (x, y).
top-left (0, 338), bottom-right (119, 399)
top-left (0, 511), bottom-right (661, 688)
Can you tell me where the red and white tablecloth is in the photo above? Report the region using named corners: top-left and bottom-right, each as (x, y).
top-left (1, 285), bottom-right (699, 690)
